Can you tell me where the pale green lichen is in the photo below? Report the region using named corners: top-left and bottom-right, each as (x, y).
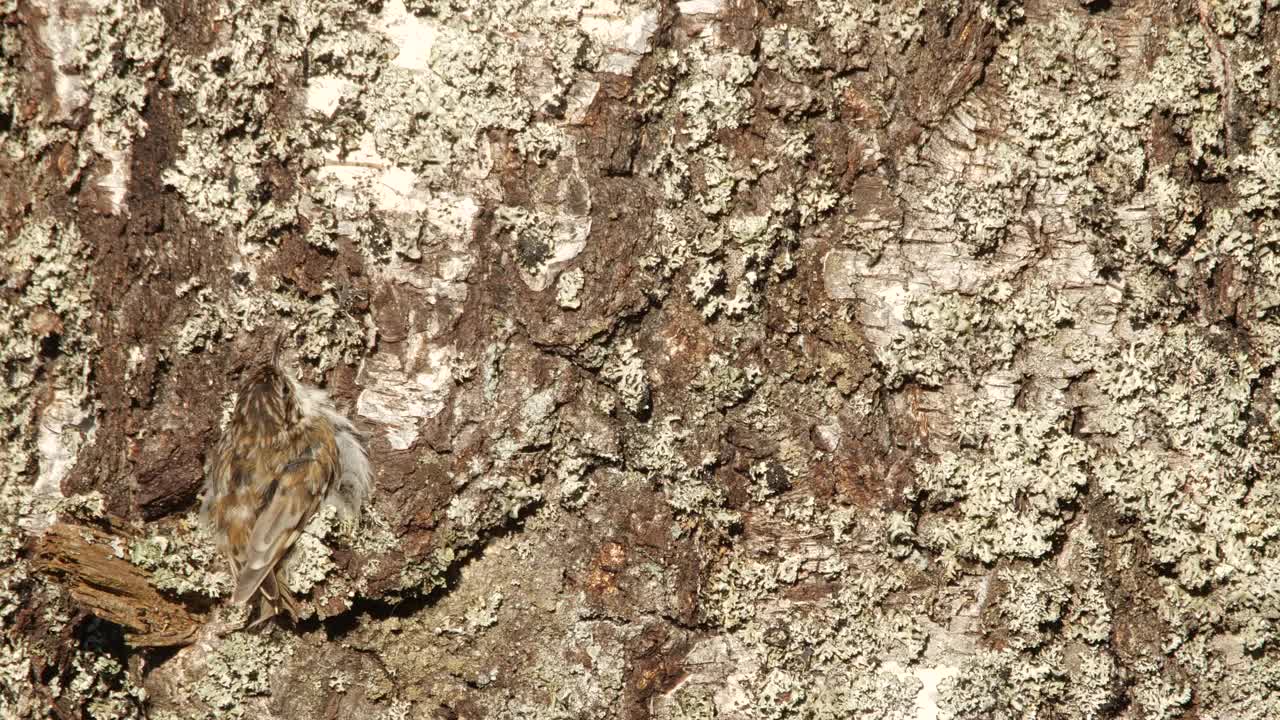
top-left (808, 0), bottom-right (878, 56)
top-left (0, 638), bottom-right (33, 717)
top-left (1, 612), bottom-right (148, 720)
top-left (760, 25), bottom-right (822, 82)
top-left (690, 354), bottom-right (760, 415)
top-left (396, 544), bottom-right (458, 594)
top-left (602, 339), bottom-right (651, 417)
top-left (1061, 530), bottom-right (1113, 647)
top-left (1, 220), bottom-right (95, 473)
top-left (670, 43), bottom-right (756, 149)
top-left (171, 274), bottom-right (367, 370)
top-left (284, 531), bottom-right (339, 596)
top-left (0, 564), bottom-right (36, 719)
top-left (686, 258), bottom-right (726, 318)
top-left (993, 565), bottom-right (1069, 650)
top-left (52, 489), bottom-right (107, 522)
top-left (937, 650), bottom-right (1065, 720)
top-left (384, 22), bottom-right (534, 168)
top-left (1131, 660), bottom-right (1191, 720)
top-left (1093, 327), bottom-right (1258, 591)
top-left (999, 11), bottom-right (1145, 200)
top-left (445, 495), bottom-right (483, 526)
top-left (378, 699), bottom-right (414, 720)
top-left (327, 670), bottom-right (353, 693)
top-left (1, 218), bottom-right (98, 720)
top-left (461, 591), bottom-right (504, 633)
top-left (857, 10), bottom-right (1280, 717)
top-left (494, 204), bottom-right (590, 292)
top-left (909, 398), bottom-right (1092, 564)
top-left (809, 670), bottom-right (920, 720)
top-left (68, 651), bottom-right (147, 720)
top-left (1234, 123), bottom-right (1280, 215)
top-left (556, 268), bottom-right (584, 309)
top-left (628, 416), bottom-right (738, 533)
top-left (879, 281), bottom-right (1071, 389)
top-left (1131, 25), bottom-right (1223, 170)
top-left (0, 86), bottom-right (106, 720)
top-left (157, 0), bottom-right (376, 367)
top-left (494, 618), bottom-right (632, 719)
top-left (685, 513), bottom-right (937, 720)
top-left (16, 0), bottom-right (1280, 717)
top-left (643, 197), bottom-right (797, 322)
top-left (75, 0), bottom-right (166, 159)
top-left (131, 512), bottom-right (234, 597)
top-left (496, 206), bottom-right (559, 276)
top-left (174, 287), bottom-right (235, 355)
top-left (554, 453), bottom-right (595, 509)
top-left (515, 122), bottom-right (570, 166)
top-left (0, 7), bottom-right (20, 120)
top-left (278, 502), bottom-right (376, 604)
top-left (701, 550), bottom-right (782, 630)
top-left (1208, 0), bottom-right (1265, 37)
top-left (917, 157), bottom-right (1027, 255)
top-left (881, 0), bottom-right (928, 50)
top-left (161, 0), bottom-right (326, 244)
top-left (345, 505), bottom-right (401, 589)
top-left (699, 148), bottom-right (741, 218)
top-left (192, 633), bottom-right (292, 719)
top-left (274, 287), bottom-right (370, 370)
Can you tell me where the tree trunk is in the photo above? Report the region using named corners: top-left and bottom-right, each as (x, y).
top-left (4, 0), bottom-right (1280, 717)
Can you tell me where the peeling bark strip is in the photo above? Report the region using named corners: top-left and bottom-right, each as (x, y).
top-left (31, 522), bottom-right (202, 647)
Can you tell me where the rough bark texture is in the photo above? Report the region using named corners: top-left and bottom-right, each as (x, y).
top-left (5, 0), bottom-right (1280, 717)
top-left (31, 521), bottom-right (204, 647)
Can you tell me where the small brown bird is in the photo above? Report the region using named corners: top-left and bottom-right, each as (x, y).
top-left (201, 347), bottom-right (371, 627)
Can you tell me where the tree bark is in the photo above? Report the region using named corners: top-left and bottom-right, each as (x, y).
top-left (4, 0), bottom-right (1280, 718)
